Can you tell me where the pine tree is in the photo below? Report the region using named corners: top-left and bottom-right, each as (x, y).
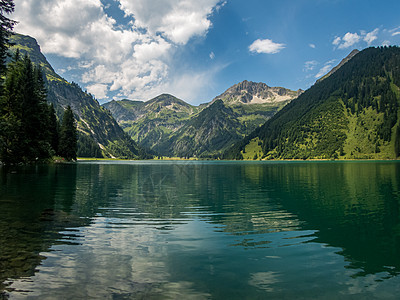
top-left (0, 1), bottom-right (58, 164)
top-left (59, 105), bottom-right (77, 161)
top-left (0, 0), bottom-right (16, 77)
top-left (48, 103), bottom-right (59, 154)
top-left (0, 51), bottom-right (26, 163)
top-left (0, 52), bottom-right (53, 163)
top-left (31, 64), bottom-right (53, 159)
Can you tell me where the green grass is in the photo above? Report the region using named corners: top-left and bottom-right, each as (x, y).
top-left (342, 106), bottom-right (396, 159)
top-left (241, 138), bottom-right (263, 160)
top-left (10, 44), bottom-right (32, 53)
top-left (77, 157), bottom-right (127, 161)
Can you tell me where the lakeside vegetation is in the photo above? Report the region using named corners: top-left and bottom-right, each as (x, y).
top-left (0, 2), bottom-right (77, 165)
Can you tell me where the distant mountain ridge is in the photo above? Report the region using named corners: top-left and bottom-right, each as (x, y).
top-left (155, 99), bottom-right (243, 157)
top-left (9, 33), bottom-right (147, 159)
top-left (104, 81), bottom-right (300, 157)
top-left (104, 94), bottom-right (200, 152)
top-left (213, 80), bottom-right (302, 105)
top-left (225, 46), bottom-right (400, 160)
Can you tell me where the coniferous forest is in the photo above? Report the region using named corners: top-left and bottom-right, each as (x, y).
top-left (0, 1), bottom-right (77, 164)
top-left (224, 46), bottom-right (400, 160)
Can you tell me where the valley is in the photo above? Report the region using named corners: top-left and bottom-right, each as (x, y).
top-left (4, 34), bottom-right (400, 161)
top-left (104, 81), bottom-right (301, 158)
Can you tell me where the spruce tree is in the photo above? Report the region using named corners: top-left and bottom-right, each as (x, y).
top-left (0, 1), bottom-right (16, 163)
top-left (0, 52), bottom-right (53, 163)
top-left (48, 103), bottom-right (59, 154)
top-left (59, 105), bottom-right (77, 161)
top-left (0, 0), bottom-right (16, 77)
top-left (0, 1), bottom-right (57, 164)
top-left (0, 51), bottom-right (26, 163)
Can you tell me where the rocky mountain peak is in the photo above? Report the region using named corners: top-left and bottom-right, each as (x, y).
top-left (213, 80), bottom-right (299, 105)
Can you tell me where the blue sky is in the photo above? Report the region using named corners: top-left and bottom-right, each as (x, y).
top-left (14, 0), bottom-right (400, 105)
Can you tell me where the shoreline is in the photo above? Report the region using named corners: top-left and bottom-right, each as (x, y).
top-left (76, 157), bottom-right (400, 162)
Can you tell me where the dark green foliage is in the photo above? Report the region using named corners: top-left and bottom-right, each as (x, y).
top-left (103, 94), bottom-right (198, 155)
top-left (395, 126), bottom-right (400, 158)
top-left (156, 99), bottom-right (243, 158)
top-left (58, 105), bottom-right (77, 161)
top-left (77, 133), bottom-right (103, 158)
top-left (0, 53), bottom-right (56, 164)
top-left (105, 139), bottom-right (138, 159)
top-left (104, 83), bottom-right (296, 158)
top-left (9, 33), bottom-right (148, 160)
top-left (0, 0), bottom-right (16, 76)
top-left (48, 103), bottom-right (59, 153)
top-left (225, 46), bottom-right (400, 160)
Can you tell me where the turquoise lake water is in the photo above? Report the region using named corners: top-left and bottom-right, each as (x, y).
top-left (1, 161), bottom-right (400, 299)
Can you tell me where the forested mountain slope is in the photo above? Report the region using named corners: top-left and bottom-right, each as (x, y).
top-left (104, 81), bottom-right (299, 157)
top-left (103, 94), bottom-right (200, 153)
top-left (155, 99), bottom-right (243, 157)
top-left (9, 34), bottom-right (147, 159)
top-left (225, 46), bottom-right (400, 160)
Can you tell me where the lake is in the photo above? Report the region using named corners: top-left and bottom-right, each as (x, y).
top-left (1, 160), bottom-right (400, 299)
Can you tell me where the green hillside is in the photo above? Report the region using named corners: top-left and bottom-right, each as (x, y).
top-left (9, 34), bottom-right (147, 159)
top-left (225, 46), bottom-right (400, 160)
top-left (104, 94), bottom-right (199, 153)
top-left (155, 99), bottom-right (242, 157)
top-left (104, 81), bottom-right (299, 157)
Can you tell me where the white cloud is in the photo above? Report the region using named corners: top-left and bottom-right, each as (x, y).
top-left (133, 38), bottom-right (172, 63)
top-left (389, 26), bottom-right (400, 34)
top-left (364, 28), bottom-right (379, 44)
top-left (304, 60), bottom-right (318, 71)
top-left (215, 1), bottom-right (227, 12)
top-left (118, 0), bottom-right (221, 44)
top-left (13, 0), bottom-right (225, 102)
top-left (315, 63), bottom-right (333, 79)
top-left (333, 28), bottom-right (381, 50)
top-left (86, 83), bottom-right (109, 99)
top-left (392, 32), bottom-right (400, 37)
top-left (338, 32), bottom-right (361, 49)
top-left (114, 63), bottom-right (226, 105)
top-left (209, 51), bottom-right (215, 60)
top-left (249, 38), bottom-right (285, 54)
top-left (333, 36), bottom-right (341, 46)
top-left (309, 43), bottom-right (316, 49)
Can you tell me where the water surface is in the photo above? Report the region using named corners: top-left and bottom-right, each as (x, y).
top-left (1, 161), bottom-right (400, 299)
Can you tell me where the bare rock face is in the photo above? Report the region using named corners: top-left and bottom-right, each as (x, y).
top-left (212, 80), bottom-right (299, 105)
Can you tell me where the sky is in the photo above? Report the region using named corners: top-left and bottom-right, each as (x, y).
top-left (13, 0), bottom-right (400, 105)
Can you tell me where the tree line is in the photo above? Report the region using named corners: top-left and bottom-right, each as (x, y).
top-left (224, 46), bottom-right (400, 160)
top-left (0, 0), bottom-right (77, 164)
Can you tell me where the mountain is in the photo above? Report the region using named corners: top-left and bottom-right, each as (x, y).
top-left (103, 94), bottom-right (200, 152)
top-left (9, 34), bottom-right (147, 159)
top-left (104, 81), bottom-right (300, 157)
top-left (225, 46), bottom-right (400, 160)
top-left (316, 49), bottom-right (360, 83)
top-left (156, 99), bottom-right (243, 157)
top-left (213, 80), bottom-right (302, 105)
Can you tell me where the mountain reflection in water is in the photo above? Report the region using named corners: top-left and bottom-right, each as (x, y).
top-left (1, 161), bottom-right (399, 299)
